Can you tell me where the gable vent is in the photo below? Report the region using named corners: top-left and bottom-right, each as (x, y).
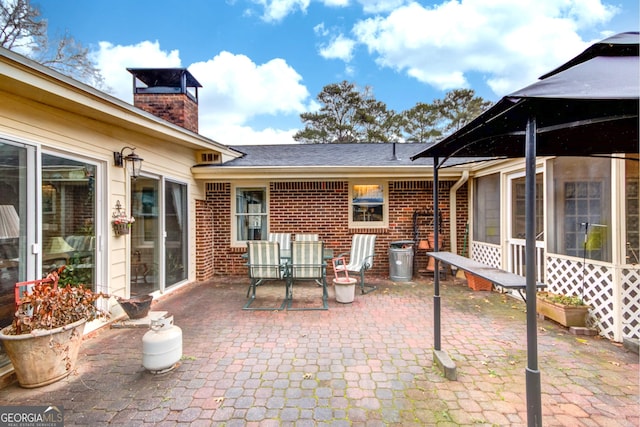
top-left (196, 150), bottom-right (221, 164)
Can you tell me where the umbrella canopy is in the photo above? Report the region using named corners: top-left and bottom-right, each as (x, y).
top-left (411, 32), bottom-right (639, 162)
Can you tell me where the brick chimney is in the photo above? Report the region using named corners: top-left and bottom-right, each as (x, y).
top-left (127, 68), bottom-right (201, 133)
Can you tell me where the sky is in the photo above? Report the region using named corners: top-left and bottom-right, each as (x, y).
top-left (34, 0), bottom-right (639, 145)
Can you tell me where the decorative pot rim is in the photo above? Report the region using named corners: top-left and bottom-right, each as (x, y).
top-left (0, 318), bottom-right (87, 340)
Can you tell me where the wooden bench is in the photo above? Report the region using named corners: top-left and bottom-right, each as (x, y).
top-left (426, 251), bottom-right (546, 300)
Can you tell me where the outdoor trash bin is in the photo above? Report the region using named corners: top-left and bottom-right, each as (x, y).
top-left (389, 240), bottom-right (414, 282)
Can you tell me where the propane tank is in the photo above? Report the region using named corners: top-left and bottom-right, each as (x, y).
top-left (142, 315), bottom-right (182, 374)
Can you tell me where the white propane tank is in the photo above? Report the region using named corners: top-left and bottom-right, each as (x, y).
top-left (142, 315), bottom-right (182, 374)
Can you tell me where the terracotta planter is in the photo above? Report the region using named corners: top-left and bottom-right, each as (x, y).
top-left (0, 318), bottom-right (86, 388)
top-left (464, 272), bottom-right (493, 291)
top-left (536, 294), bottom-right (589, 327)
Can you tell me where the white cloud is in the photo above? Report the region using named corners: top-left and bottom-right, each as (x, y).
top-left (350, 0), bottom-right (619, 95)
top-left (356, 0), bottom-right (408, 14)
top-left (319, 34), bottom-right (356, 61)
top-left (93, 41), bottom-right (308, 145)
top-left (190, 51), bottom-right (309, 123)
top-left (322, 0), bottom-right (350, 6)
top-left (93, 41), bottom-right (181, 102)
top-left (204, 123), bottom-right (299, 145)
top-left (251, 0), bottom-right (311, 22)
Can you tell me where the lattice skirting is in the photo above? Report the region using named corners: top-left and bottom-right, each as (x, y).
top-left (471, 242), bottom-right (501, 269)
top-left (546, 255), bottom-right (640, 342)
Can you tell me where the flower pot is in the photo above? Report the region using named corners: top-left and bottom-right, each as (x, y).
top-left (334, 278), bottom-right (357, 303)
top-left (0, 318), bottom-right (86, 388)
top-left (117, 295), bottom-right (153, 319)
top-left (113, 223), bottom-right (130, 236)
top-left (536, 294), bottom-right (589, 327)
top-left (464, 271), bottom-right (493, 291)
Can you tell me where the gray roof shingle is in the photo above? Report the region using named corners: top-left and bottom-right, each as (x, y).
top-left (214, 143), bottom-right (482, 168)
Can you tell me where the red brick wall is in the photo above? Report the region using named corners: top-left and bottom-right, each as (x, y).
top-left (200, 180), bottom-right (468, 279)
top-left (134, 93), bottom-right (198, 133)
top-left (195, 198), bottom-right (214, 281)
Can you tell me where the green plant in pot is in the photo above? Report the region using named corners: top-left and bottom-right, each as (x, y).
top-left (0, 267), bottom-right (109, 388)
top-left (536, 291), bottom-right (589, 328)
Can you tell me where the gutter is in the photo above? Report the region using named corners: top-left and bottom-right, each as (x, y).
top-left (449, 170), bottom-right (469, 255)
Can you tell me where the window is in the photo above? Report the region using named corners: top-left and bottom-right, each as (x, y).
top-left (511, 174), bottom-right (543, 240)
top-left (549, 157), bottom-right (611, 262)
top-left (473, 174), bottom-right (500, 244)
top-left (350, 183), bottom-right (386, 227)
top-left (235, 187), bottom-right (267, 243)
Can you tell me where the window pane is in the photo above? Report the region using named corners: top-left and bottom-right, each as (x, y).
top-left (42, 154), bottom-right (97, 289)
top-left (352, 184), bottom-right (384, 222)
top-left (236, 188), bottom-right (266, 241)
top-left (0, 142), bottom-right (27, 332)
top-left (473, 174), bottom-right (500, 244)
top-left (626, 154), bottom-right (640, 264)
top-left (510, 175), bottom-right (543, 240)
top-left (132, 177), bottom-right (160, 294)
top-left (165, 181), bottom-right (187, 286)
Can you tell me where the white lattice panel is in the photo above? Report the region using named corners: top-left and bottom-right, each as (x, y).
top-left (546, 256), bottom-right (615, 340)
top-left (621, 268), bottom-right (640, 340)
top-left (471, 242), bottom-right (501, 269)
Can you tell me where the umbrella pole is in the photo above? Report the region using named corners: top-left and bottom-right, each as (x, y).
top-left (433, 157), bottom-right (441, 351)
top-left (525, 116), bottom-right (542, 426)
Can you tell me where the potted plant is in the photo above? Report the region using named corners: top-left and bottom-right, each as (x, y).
top-left (0, 267), bottom-right (109, 388)
top-left (112, 200), bottom-right (135, 236)
top-left (536, 291), bottom-right (589, 328)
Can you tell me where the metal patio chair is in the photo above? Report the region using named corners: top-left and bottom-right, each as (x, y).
top-left (244, 241), bottom-right (288, 310)
top-left (267, 233), bottom-right (291, 250)
top-left (336, 234), bottom-right (377, 294)
top-left (294, 233), bottom-right (319, 241)
top-left (286, 240), bottom-right (328, 310)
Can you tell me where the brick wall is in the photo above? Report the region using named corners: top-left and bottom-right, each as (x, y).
top-left (195, 198), bottom-right (214, 281)
top-left (200, 179), bottom-right (468, 279)
top-left (133, 93), bottom-right (198, 133)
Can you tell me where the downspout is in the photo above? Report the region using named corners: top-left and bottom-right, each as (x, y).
top-left (449, 170), bottom-right (469, 255)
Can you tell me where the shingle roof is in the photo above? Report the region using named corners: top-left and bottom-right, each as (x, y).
top-left (216, 142), bottom-right (476, 168)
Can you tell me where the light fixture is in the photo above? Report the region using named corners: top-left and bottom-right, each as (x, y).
top-left (114, 146), bottom-right (144, 179)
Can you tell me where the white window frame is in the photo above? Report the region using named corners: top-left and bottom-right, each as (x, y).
top-left (349, 181), bottom-right (388, 229)
top-left (232, 183), bottom-right (269, 247)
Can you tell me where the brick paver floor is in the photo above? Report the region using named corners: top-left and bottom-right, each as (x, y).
top-left (0, 276), bottom-right (638, 426)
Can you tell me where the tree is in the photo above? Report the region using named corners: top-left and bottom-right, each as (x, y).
top-left (439, 89), bottom-right (492, 134)
top-left (294, 81), bottom-right (403, 144)
top-left (294, 81), bottom-right (364, 144)
top-left (296, 82), bottom-right (492, 144)
top-left (0, 0), bottom-right (106, 89)
top-left (402, 102), bottom-right (443, 143)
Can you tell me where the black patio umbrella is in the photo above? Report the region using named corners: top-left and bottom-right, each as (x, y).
top-left (411, 32), bottom-right (639, 426)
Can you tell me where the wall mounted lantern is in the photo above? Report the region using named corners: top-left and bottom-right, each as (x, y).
top-left (114, 147), bottom-right (144, 179)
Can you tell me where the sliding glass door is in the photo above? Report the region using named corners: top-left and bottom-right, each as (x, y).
top-left (41, 154), bottom-right (97, 289)
top-left (131, 177), bottom-right (188, 296)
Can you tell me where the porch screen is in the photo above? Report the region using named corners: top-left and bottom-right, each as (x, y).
top-left (549, 157), bottom-right (611, 262)
top-left (473, 173), bottom-right (500, 245)
top-left (626, 154), bottom-right (639, 265)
